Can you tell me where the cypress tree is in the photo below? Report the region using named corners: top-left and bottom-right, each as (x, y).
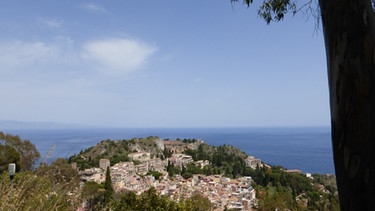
top-left (104, 166), bottom-right (114, 205)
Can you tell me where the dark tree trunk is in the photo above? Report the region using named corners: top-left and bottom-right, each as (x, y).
top-left (319, 0), bottom-right (375, 209)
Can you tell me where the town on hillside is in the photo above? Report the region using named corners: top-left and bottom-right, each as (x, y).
top-left (74, 138), bottom-right (263, 211)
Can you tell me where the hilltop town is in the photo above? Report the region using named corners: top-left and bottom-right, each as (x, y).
top-left (67, 136), bottom-right (338, 210)
top-left (75, 137), bottom-right (261, 210)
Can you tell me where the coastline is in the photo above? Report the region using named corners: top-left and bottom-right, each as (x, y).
top-left (2, 127), bottom-right (334, 174)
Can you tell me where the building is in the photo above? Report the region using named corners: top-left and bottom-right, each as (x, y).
top-left (80, 168), bottom-right (105, 183)
top-left (169, 154), bottom-right (193, 168)
top-left (245, 156), bottom-right (261, 169)
top-left (99, 159), bottom-right (110, 170)
top-left (128, 152), bottom-right (151, 161)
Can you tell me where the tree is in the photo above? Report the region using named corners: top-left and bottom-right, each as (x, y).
top-left (232, 0), bottom-right (375, 209)
top-left (0, 145), bottom-right (20, 173)
top-left (81, 181), bottom-right (105, 210)
top-left (319, 1), bottom-right (375, 210)
top-left (0, 132), bottom-right (40, 171)
top-left (36, 158), bottom-right (79, 190)
top-left (104, 166), bottom-right (114, 206)
top-left (114, 191), bottom-right (138, 211)
top-left (184, 193), bottom-right (213, 211)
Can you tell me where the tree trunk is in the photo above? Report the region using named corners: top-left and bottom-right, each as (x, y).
top-left (319, 0), bottom-right (375, 210)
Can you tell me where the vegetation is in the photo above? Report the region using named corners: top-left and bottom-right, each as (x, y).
top-left (147, 170), bottom-right (163, 180)
top-left (248, 165), bottom-right (339, 210)
top-left (184, 143), bottom-right (249, 178)
top-left (0, 170), bottom-right (79, 210)
top-left (68, 136), bottom-right (165, 170)
top-left (104, 166), bottom-right (114, 206)
top-left (0, 132), bottom-right (40, 172)
top-left (182, 144), bottom-right (339, 210)
top-left (0, 145), bottom-right (20, 173)
top-left (81, 185), bottom-right (213, 211)
top-left (35, 158), bottom-right (80, 191)
top-left (179, 138), bottom-right (198, 143)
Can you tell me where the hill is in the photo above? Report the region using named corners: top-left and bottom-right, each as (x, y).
top-left (67, 136), bottom-right (339, 210)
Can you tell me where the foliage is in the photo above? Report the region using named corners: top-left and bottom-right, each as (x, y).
top-left (231, 0), bottom-right (297, 24)
top-left (0, 131), bottom-right (40, 171)
top-left (113, 191), bottom-right (138, 211)
top-left (36, 158), bottom-right (79, 190)
top-left (184, 144), bottom-right (247, 178)
top-left (81, 181), bottom-right (105, 210)
top-left (68, 136), bottom-right (164, 170)
top-left (181, 138), bottom-right (198, 143)
top-left (80, 184), bottom-right (213, 211)
top-left (104, 166), bottom-right (114, 207)
top-left (184, 193), bottom-right (213, 211)
top-left (246, 165), bottom-right (313, 196)
top-left (167, 160), bottom-right (180, 177)
top-left (245, 165), bottom-right (339, 210)
top-left (163, 147), bottom-right (173, 159)
top-left (0, 145), bottom-right (20, 173)
top-left (0, 171), bottom-right (77, 210)
top-left (147, 171), bottom-right (163, 180)
top-left (256, 185), bottom-right (300, 210)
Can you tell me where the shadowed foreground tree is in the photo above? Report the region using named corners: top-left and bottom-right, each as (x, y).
top-left (233, 0), bottom-right (375, 210)
top-left (0, 145), bottom-right (20, 173)
top-left (0, 132), bottom-right (40, 171)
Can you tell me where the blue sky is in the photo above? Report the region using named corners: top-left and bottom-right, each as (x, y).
top-left (0, 1), bottom-right (329, 128)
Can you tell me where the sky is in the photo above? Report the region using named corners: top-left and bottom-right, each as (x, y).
top-left (0, 1), bottom-right (329, 128)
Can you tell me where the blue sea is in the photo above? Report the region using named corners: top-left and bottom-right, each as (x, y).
top-left (3, 127), bottom-right (335, 174)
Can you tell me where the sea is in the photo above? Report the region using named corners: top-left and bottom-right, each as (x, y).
top-left (3, 127), bottom-right (335, 175)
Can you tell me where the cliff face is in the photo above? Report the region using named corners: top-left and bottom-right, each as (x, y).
top-left (154, 138), bottom-right (165, 151)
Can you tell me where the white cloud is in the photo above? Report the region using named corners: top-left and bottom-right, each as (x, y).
top-left (0, 40), bottom-right (61, 70)
top-left (38, 18), bottom-right (63, 28)
top-left (0, 37), bottom-right (156, 77)
top-left (81, 3), bottom-right (108, 14)
top-left (82, 38), bottom-right (157, 75)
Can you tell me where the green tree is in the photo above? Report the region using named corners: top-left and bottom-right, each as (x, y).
top-left (0, 132), bottom-right (40, 171)
top-left (147, 171), bottom-right (163, 180)
top-left (36, 158), bottom-right (79, 190)
top-left (184, 193), bottom-right (213, 211)
top-left (81, 181), bottom-right (105, 210)
top-left (257, 186), bottom-right (298, 211)
top-left (232, 0), bottom-right (375, 209)
top-left (167, 160), bottom-right (180, 177)
top-left (0, 145), bottom-right (20, 173)
top-left (104, 166), bottom-right (114, 206)
top-left (114, 191), bottom-right (137, 211)
top-left (182, 171), bottom-right (193, 179)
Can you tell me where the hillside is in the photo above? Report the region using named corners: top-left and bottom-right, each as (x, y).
top-left (68, 136), bottom-right (168, 170)
top-left (67, 136), bottom-right (339, 210)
